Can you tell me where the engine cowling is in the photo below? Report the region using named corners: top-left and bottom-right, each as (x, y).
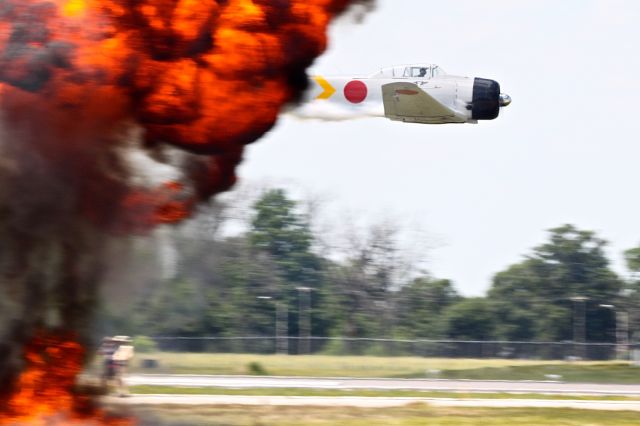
top-left (471, 78), bottom-right (501, 120)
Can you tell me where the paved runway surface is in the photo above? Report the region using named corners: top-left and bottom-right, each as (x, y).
top-left (128, 374), bottom-right (640, 396)
top-left (108, 394), bottom-right (640, 411)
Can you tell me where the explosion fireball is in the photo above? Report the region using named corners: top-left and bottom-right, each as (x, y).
top-left (0, 0), bottom-right (373, 423)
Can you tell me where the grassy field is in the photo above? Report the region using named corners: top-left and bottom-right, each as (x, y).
top-left (125, 405), bottom-right (640, 426)
top-left (128, 385), bottom-right (640, 401)
top-left (118, 353), bottom-right (640, 383)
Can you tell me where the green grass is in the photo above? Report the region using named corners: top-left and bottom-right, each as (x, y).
top-left (126, 353), bottom-right (574, 376)
top-left (114, 352), bottom-right (640, 383)
top-left (123, 405), bottom-right (640, 426)
top-left (432, 363), bottom-right (640, 383)
top-left (128, 385), bottom-right (640, 401)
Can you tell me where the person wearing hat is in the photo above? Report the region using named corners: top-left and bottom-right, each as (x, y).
top-left (99, 336), bottom-right (135, 397)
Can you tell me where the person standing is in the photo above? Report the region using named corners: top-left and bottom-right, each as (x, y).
top-left (99, 336), bottom-right (134, 397)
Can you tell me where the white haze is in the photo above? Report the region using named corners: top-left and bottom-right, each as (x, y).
top-left (238, 0), bottom-right (640, 296)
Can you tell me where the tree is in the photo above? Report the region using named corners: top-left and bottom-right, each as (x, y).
top-left (249, 189), bottom-right (321, 285)
top-left (624, 247), bottom-right (640, 276)
top-left (488, 224), bottom-right (622, 342)
top-left (443, 298), bottom-right (496, 340)
top-left (249, 189), bottom-right (326, 340)
top-left (623, 245), bottom-right (640, 341)
top-left (396, 277), bottom-right (459, 338)
top-left (135, 277), bottom-right (207, 337)
top-left (324, 220), bottom-right (413, 339)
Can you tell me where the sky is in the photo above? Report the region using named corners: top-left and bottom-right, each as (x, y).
top-left (236, 0), bottom-right (640, 296)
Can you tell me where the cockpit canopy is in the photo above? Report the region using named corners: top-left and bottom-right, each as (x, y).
top-left (372, 64), bottom-right (445, 79)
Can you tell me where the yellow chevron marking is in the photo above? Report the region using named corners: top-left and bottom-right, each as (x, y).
top-left (313, 76), bottom-right (336, 100)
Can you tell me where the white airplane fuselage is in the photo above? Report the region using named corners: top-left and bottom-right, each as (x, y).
top-left (293, 64), bottom-right (510, 124)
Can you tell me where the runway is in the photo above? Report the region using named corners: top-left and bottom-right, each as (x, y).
top-left (127, 374), bottom-right (640, 396)
top-left (108, 394), bottom-right (640, 411)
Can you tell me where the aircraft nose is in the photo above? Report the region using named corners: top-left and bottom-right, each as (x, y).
top-left (499, 93), bottom-right (512, 107)
top-left (471, 78), bottom-right (500, 120)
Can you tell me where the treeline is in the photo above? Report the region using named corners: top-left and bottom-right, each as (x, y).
top-left (100, 188), bottom-right (640, 344)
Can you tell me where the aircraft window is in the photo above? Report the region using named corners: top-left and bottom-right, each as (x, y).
top-left (411, 67), bottom-right (431, 78)
top-left (393, 67), bottom-right (406, 77)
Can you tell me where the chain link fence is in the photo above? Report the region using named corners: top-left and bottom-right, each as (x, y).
top-left (148, 336), bottom-right (639, 361)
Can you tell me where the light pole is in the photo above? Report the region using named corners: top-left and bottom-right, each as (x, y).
top-left (296, 287), bottom-right (313, 355)
top-left (599, 304), bottom-right (630, 360)
top-left (570, 296), bottom-right (588, 359)
top-left (257, 296), bottom-right (288, 354)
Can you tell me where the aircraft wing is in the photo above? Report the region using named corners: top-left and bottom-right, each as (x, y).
top-left (382, 82), bottom-right (465, 124)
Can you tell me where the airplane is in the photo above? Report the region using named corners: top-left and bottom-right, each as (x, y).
top-left (293, 64), bottom-right (511, 124)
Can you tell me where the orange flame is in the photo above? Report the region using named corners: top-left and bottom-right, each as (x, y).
top-left (120, 181), bottom-right (194, 233)
top-left (0, 0), bottom-right (367, 420)
top-left (0, 333), bottom-right (133, 425)
top-left (0, 0), bottom-right (360, 232)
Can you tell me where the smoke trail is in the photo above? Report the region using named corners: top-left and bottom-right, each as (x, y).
top-left (0, 0), bottom-right (375, 421)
